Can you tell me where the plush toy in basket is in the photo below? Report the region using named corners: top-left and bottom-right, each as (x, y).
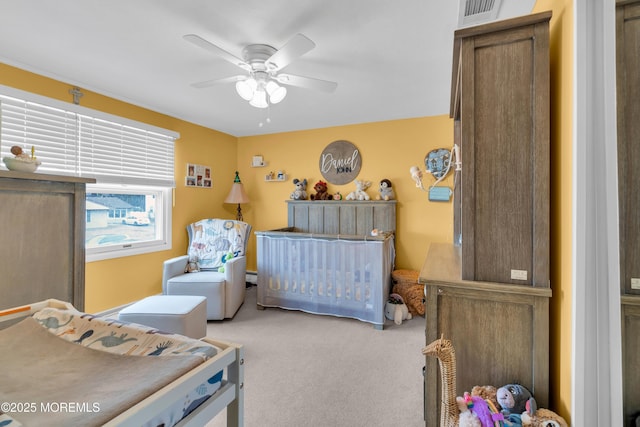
top-left (384, 293), bottom-right (412, 325)
top-left (423, 336), bottom-right (568, 427)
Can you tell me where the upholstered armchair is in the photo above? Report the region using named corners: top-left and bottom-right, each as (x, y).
top-left (162, 219), bottom-right (252, 320)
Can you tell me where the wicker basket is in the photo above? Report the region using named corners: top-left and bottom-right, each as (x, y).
top-left (391, 269), bottom-right (419, 285)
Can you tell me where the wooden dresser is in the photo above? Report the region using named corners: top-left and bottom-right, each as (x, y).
top-left (423, 11), bottom-right (552, 425)
top-left (0, 171), bottom-right (95, 311)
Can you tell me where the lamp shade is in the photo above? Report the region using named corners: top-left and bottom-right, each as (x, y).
top-left (266, 80), bottom-right (287, 104)
top-left (236, 78), bottom-right (257, 101)
top-left (224, 171), bottom-right (250, 204)
top-left (249, 88), bottom-right (268, 109)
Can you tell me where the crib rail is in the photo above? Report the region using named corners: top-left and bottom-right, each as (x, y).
top-left (255, 230), bottom-right (395, 329)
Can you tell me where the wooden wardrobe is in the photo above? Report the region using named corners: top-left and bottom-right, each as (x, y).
top-left (616, 0), bottom-right (640, 422)
top-left (421, 12), bottom-right (552, 425)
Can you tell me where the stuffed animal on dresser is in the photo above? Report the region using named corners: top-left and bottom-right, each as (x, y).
top-left (376, 178), bottom-right (395, 200)
top-left (310, 180), bottom-right (333, 200)
top-left (345, 179), bottom-right (372, 200)
top-left (290, 178), bottom-right (308, 200)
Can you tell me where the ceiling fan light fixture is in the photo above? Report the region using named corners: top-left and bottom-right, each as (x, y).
top-left (266, 80), bottom-right (287, 104)
top-left (249, 89), bottom-right (268, 108)
top-left (236, 78), bottom-right (257, 101)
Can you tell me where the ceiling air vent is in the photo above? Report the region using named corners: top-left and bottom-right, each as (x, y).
top-left (459, 0), bottom-right (502, 27)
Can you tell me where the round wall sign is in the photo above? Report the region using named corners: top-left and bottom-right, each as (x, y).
top-left (319, 140), bottom-right (361, 185)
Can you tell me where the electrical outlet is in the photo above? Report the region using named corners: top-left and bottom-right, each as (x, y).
top-left (631, 278), bottom-right (640, 290)
top-left (511, 269), bottom-right (528, 281)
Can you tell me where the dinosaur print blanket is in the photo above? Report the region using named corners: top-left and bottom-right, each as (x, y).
top-left (32, 306), bottom-right (219, 359)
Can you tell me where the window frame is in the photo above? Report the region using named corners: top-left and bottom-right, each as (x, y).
top-left (85, 184), bottom-right (172, 262)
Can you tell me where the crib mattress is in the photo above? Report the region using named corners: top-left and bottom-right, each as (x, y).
top-left (0, 306), bottom-right (224, 427)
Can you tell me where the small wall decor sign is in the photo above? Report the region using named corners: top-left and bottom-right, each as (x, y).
top-left (319, 140), bottom-right (361, 185)
top-left (186, 163), bottom-right (212, 188)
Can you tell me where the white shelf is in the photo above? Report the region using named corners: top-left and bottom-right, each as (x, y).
top-left (265, 174), bottom-right (287, 182)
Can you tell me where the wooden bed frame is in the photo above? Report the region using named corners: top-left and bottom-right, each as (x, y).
top-left (0, 299), bottom-right (245, 427)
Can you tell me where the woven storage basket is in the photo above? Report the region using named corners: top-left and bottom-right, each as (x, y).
top-left (391, 269), bottom-right (419, 285)
top-left (391, 269), bottom-right (424, 316)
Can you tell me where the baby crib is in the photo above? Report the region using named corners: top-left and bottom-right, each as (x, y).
top-left (256, 200), bottom-right (396, 329)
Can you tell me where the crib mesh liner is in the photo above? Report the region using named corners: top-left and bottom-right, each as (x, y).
top-left (29, 306), bottom-right (224, 427)
top-left (257, 232), bottom-right (395, 326)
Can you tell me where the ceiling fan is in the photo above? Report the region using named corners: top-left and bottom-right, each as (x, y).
top-left (184, 33), bottom-right (338, 108)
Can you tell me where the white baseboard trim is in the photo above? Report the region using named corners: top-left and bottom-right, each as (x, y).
top-left (246, 270), bottom-right (257, 285)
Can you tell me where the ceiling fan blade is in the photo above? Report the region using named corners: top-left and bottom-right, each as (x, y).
top-left (276, 74), bottom-right (338, 93)
top-left (183, 34), bottom-right (251, 72)
top-left (266, 33), bottom-right (316, 71)
top-left (190, 75), bottom-right (246, 89)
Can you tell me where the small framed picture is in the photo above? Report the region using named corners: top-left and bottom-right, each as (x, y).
top-left (252, 155), bottom-right (264, 167)
top-left (186, 163), bottom-right (212, 188)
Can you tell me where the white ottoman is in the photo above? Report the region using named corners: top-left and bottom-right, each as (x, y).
top-left (118, 295), bottom-right (207, 339)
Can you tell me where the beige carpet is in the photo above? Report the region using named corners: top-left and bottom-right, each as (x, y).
top-left (205, 286), bottom-right (425, 427)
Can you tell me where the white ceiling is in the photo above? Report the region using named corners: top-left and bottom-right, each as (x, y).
top-left (0, 1), bottom-right (535, 137)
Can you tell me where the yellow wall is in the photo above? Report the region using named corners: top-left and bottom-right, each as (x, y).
top-left (236, 117), bottom-right (455, 272)
top-left (533, 0), bottom-right (573, 423)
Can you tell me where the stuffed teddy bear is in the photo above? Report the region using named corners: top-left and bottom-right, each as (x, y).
top-left (184, 256), bottom-right (200, 273)
top-left (310, 180), bottom-right (333, 200)
top-left (376, 178), bottom-right (395, 200)
top-left (384, 293), bottom-right (412, 325)
top-left (521, 408), bottom-right (568, 427)
top-left (290, 178), bottom-right (308, 200)
top-left (345, 179), bottom-right (372, 200)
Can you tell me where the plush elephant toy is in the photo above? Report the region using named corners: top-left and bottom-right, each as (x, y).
top-left (385, 293), bottom-right (412, 325)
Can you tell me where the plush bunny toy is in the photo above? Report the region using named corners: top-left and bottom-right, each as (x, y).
top-left (384, 293), bottom-right (412, 325)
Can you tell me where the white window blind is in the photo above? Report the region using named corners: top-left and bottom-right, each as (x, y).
top-left (0, 86), bottom-right (177, 187)
top-left (0, 95), bottom-right (79, 174)
top-left (78, 116), bottom-right (175, 186)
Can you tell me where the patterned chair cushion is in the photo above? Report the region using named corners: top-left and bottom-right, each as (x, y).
top-left (186, 219), bottom-right (251, 271)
